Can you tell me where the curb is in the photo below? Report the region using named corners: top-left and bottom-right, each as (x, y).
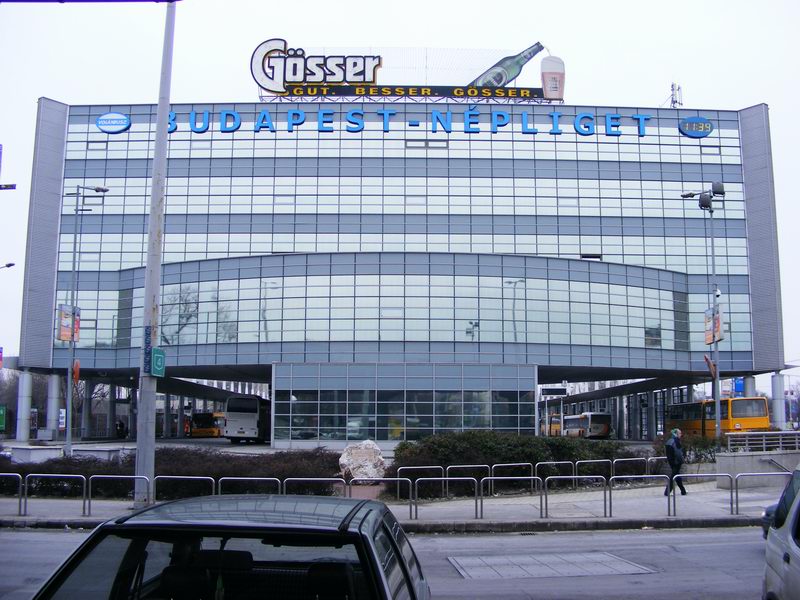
top-left (1, 516), bottom-right (761, 533)
top-left (400, 516), bottom-right (762, 534)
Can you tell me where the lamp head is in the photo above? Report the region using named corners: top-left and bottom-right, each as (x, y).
top-left (93, 186), bottom-right (110, 193)
top-left (711, 182), bottom-right (725, 197)
top-left (698, 192), bottom-right (713, 210)
top-left (680, 192), bottom-right (696, 199)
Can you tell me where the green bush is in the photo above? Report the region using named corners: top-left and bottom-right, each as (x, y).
top-left (0, 448), bottom-right (342, 500)
top-left (387, 431), bottom-right (637, 498)
top-left (652, 433), bottom-right (718, 464)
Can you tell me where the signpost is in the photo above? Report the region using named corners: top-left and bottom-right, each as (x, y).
top-left (151, 348), bottom-right (165, 378)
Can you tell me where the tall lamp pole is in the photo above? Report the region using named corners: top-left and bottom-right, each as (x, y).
top-left (681, 182), bottom-right (725, 441)
top-left (63, 185), bottom-right (109, 456)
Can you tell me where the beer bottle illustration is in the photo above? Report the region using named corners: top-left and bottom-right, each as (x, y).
top-left (468, 42), bottom-right (545, 87)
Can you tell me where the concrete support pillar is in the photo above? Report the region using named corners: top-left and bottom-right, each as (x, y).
top-left (772, 373), bottom-right (786, 430)
top-left (615, 397), bottom-right (625, 440)
top-left (176, 396), bottom-right (185, 438)
top-left (81, 380), bottom-right (94, 438)
top-left (15, 371), bottom-right (33, 442)
top-left (129, 389), bottom-right (138, 438)
top-left (163, 393), bottom-right (172, 438)
top-left (744, 376), bottom-right (757, 397)
top-left (107, 384), bottom-right (117, 438)
top-left (46, 374), bottom-right (61, 432)
top-left (647, 391), bottom-right (657, 441)
top-left (630, 395), bottom-right (641, 440)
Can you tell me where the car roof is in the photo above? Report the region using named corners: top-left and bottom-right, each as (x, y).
top-left (115, 495), bottom-right (385, 532)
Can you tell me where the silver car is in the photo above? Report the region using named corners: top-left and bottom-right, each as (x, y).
top-left (33, 494), bottom-right (430, 600)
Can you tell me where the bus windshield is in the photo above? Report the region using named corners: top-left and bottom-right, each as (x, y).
top-left (732, 398), bottom-right (768, 418)
top-left (591, 413), bottom-right (612, 426)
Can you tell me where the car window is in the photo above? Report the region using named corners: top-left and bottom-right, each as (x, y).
top-left (386, 516), bottom-right (424, 587)
top-left (774, 471), bottom-right (800, 529)
top-left (373, 524), bottom-right (412, 600)
top-left (49, 534), bottom-right (131, 600)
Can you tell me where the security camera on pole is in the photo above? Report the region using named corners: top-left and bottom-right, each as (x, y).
top-left (681, 182), bottom-right (726, 442)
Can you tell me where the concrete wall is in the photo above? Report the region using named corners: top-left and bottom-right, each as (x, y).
top-left (715, 451), bottom-right (800, 489)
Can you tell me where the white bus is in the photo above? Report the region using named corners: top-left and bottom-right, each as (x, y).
top-left (223, 394), bottom-right (270, 444)
top-left (562, 412), bottom-right (613, 439)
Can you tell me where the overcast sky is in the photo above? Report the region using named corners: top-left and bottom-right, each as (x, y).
top-left (0, 0), bottom-right (798, 388)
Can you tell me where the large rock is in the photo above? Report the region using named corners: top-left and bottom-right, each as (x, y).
top-left (339, 440), bottom-right (386, 480)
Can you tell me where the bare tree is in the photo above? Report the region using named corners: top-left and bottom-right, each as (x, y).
top-left (214, 293), bottom-right (238, 343)
top-left (160, 285), bottom-right (199, 346)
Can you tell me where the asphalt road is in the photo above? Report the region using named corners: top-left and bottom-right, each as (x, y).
top-left (0, 527), bottom-right (766, 599)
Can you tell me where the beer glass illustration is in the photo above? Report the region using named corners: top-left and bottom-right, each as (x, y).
top-left (541, 55), bottom-right (565, 100)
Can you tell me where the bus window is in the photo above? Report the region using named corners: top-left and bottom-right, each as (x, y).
top-left (226, 397), bottom-right (258, 413)
top-left (704, 402), bottom-right (729, 420)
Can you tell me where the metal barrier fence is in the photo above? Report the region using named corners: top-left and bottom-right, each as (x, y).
top-left (414, 477), bottom-right (478, 520)
top-left (734, 472), bottom-right (794, 514)
top-left (727, 431), bottom-right (800, 452)
top-left (576, 459), bottom-right (612, 479)
top-left (608, 474), bottom-right (671, 517)
top-left (445, 464), bottom-right (490, 496)
top-left (396, 466), bottom-right (444, 499)
top-left (544, 476), bottom-right (607, 518)
top-left (490, 463), bottom-right (535, 495)
top-left (88, 475), bottom-right (150, 516)
top-left (217, 477), bottom-right (282, 495)
top-left (23, 474), bottom-right (87, 516)
top-left (612, 457), bottom-right (648, 477)
top-left (647, 456), bottom-right (667, 475)
top-left (672, 473), bottom-right (733, 515)
top-left (0, 473), bottom-right (23, 516)
top-left (479, 476), bottom-right (543, 519)
top-left (153, 475), bottom-right (215, 502)
top-left (349, 477), bottom-right (413, 519)
top-left (283, 477), bottom-right (347, 496)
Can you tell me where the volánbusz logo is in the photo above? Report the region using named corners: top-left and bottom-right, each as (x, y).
top-left (96, 112), bottom-right (131, 134)
top-left (251, 38), bottom-right (381, 94)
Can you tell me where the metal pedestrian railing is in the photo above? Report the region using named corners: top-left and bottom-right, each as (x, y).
top-left (479, 476), bottom-right (543, 519)
top-left (445, 464), bottom-right (490, 497)
top-left (23, 473), bottom-right (87, 516)
top-left (490, 462), bottom-right (535, 495)
top-left (733, 472), bottom-right (794, 514)
top-left (543, 476), bottom-right (607, 518)
top-left (608, 474), bottom-right (671, 517)
top-left (576, 459), bottom-right (612, 479)
top-left (283, 477), bottom-right (347, 496)
top-left (0, 473), bottom-right (23, 516)
top-left (414, 477), bottom-right (478, 520)
top-left (612, 457), bottom-right (647, 477)
top-left (396, 466), bottom-right (444, 499)
top-left (88, 475), bottom-right (150, 516)
top-left (153, 475), bottom-right (215, 502)
top-left (671, 473), bottom-right (733, 515)
top-left (348, 477), bottom-right (413, 519)
top-left (217, 477), bottom-right (281, 495)
top-left (727, 431), bottom-right (800, 452)
top-left (647, 456), bottom-right (667, 475)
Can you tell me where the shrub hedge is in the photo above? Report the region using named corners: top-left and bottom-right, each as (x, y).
top-left (652, 433), bottom-right (719, 464)
top-left (386, 431), bottom-right (642, 498)
top-left (0, 447), bottom-right (341, 499)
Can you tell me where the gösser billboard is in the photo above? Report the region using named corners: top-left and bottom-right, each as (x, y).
top-left (93, 39), bottom-right (716, 140)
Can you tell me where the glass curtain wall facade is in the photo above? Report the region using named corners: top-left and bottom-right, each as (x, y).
top-left (19, 97), bottom-right (783, 448)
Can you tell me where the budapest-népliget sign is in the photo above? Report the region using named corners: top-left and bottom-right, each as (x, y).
top-left (154, 108), bottom-right (655, 137)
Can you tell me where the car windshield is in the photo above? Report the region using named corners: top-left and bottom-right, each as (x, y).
top-left (45, 530), bottom-right (369, 600)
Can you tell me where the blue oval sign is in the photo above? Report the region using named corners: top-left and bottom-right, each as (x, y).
top-left (679, 116), bottom-right (714, 138)
top-left (96, 112), bottom-right (131, 134)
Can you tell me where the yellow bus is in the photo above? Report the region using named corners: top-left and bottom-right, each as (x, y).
top-left (540, 414), bottom-right (562, 437)
top-left (665, 396), bottom-right (770, 437)
top-left (562, 412), bottom-right (613, 439)
top-left (189, 411), bottom-right (226, 438)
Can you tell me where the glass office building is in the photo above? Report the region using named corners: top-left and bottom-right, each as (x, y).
top-left (19, 97), bottom-right (783, 447)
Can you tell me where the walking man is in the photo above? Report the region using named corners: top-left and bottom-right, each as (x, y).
top-left (664, 428), bottom-right (688, 496)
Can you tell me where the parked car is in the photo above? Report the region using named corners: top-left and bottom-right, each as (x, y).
top-left (763, 463), bottom-right (800, 599)
top-left (762, 503), bottom-right (778, 539)
top-left (33, 494), bottom-right (430, 600)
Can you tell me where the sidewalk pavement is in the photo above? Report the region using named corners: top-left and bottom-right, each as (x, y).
top-left (0, 480), bottom-right (782, 534)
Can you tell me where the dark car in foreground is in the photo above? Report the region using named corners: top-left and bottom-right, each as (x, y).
top-left (33, 495), bottom-right (430, 600)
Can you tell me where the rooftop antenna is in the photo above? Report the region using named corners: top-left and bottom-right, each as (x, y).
top-left (670, 82), bottom-right (683, 108)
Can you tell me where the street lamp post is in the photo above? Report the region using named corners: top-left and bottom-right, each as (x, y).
top-left (681, 182), bottom-right (725, 442)
top-left (504, 279), bottom-right (524, 343)
top-left (63, 185), bottom-right (109, 456)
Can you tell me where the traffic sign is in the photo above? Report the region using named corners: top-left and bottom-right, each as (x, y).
top-left (151, 347), bottom-right (166, 378)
